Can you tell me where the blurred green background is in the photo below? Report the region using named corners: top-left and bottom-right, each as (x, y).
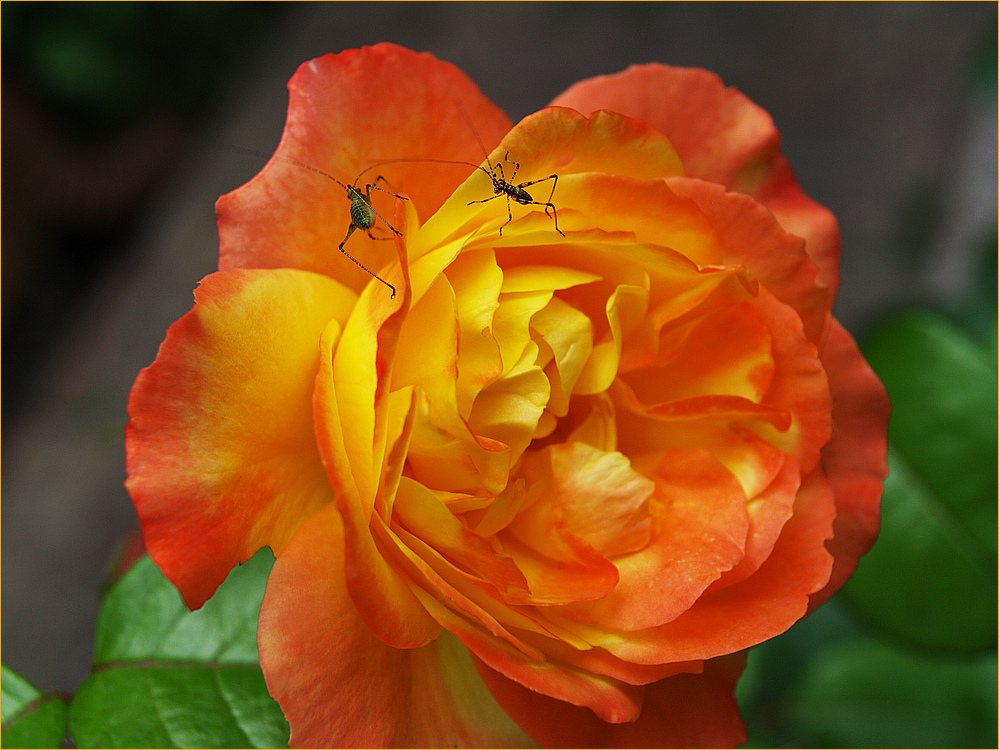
top-left (2, 3), bottom-right (995, 747)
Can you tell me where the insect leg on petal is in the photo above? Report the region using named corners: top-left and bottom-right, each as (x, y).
top-left (263, 152), bottom-right (406, 298)
top-left (354, 109), bottom-right (565, 239)
top-left (338, 175), bottom-right (407, 298)
top-left (466, 150), bottom-right (563, 237)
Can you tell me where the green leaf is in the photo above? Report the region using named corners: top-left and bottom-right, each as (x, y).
top-left (70, 667), bottom-right (285, 748)
top-left (792, 638), bottom-right (998, 748)
top-left (91, 554), bottom-right (268, 665)
top-left (845, 310), bottom-right (997, 651)
top-left (846, 447), bottom-right (997, 651)
top-left (69, 549), bottom-right (289, 748)
top-left (1, 664), bottom-right (68, 748)
top-left (870, 310), bottom-right (996, 556)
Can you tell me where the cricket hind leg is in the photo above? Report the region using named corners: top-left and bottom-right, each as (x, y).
top-left (338, 223), bottom-right (397, 298)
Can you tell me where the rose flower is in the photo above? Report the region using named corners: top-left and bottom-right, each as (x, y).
top-left (126, 43), bottom-right (889, 747)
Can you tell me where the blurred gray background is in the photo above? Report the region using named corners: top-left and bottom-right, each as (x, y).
top-left (3, 1), bottom-right (995, 699)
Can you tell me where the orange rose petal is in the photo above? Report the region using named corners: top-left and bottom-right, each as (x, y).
top-left (393, 534), bottom-right (555, 653)
top-left (468, 359), bottom-right (550, 465)
top-left (392, 477), bottom-right (529, 597)
top-left (715, 425), bottom-right (792, 501)
top-left (317, 439), bottom-right (441, 651)
top-left (642, 395), bottom-right (792, 432)
top-left (539, 442), bottom-right (654, 557)
top-left (258, 504), bottom-right (528, 748)
top-left (621, 266), bottom-right (762, 376)
top-left (431, 490), bottom-right (492, 514)
top-left (809, 318), bottom-right (889, 609)
top-left (575, 338), bottom-right (622, 397)
top-left (491, 289), bottom-right (554, 375)
top-left (613, 382), bottom-right (789, 502)
top-left (624, 301), bottom-right (775, 405)
top-left (523, 107), bottom-right (685, 180)
top-left (462, 285), bottom-right (555, 451)
top-left (554, 448), bottom-right (748, 632)
top-left (601, 468), bottom-right (835, 664)
top-left (326, 317), bottom-right (380, 509)
top-left (313, 281), bottom-right (441, 648)
top-left (551, 65), bottom-right (775, 188)
top-left (462, 432), bottom-right (518, 500)
top-left (748, 155), bottom-right (842, 296)
top-left (391, 275), bottom-right (458, 392)
top-left (437, 612), bottom-right (645, 725)
top-left (501, 265), bottom-right (602, 293)
top-left (466, 479), bottom-right (524, 538)
top-left (621, 289), bottom-right (832, 479)
top-left (532, 298), bottom-right (596, 416)
top-left (753, 288), bottom-right (832, 473)
top-left (406, 411), bottom-right (495, 494)
top-left (218, 43), bottom-right (511, 291)
top-left (552, 68), bottom-right (775, 268)
top-left (434, 631), bottom-right (538, 747)
top-left (500, 511), bottom-right (620, 606)
top-left (125, 268), bottom-right (354, 608)
top-left (375, 386), bottom-right (420, 520)
top-left (574, 279), bottom-right (650, 397)
top-left (382, 512), bottom-right (603, 659)
top-left (376, 519), bottom-right (543, 662)
top-left (447, 249), bottom-right (504, 416)
top-left (475, 651), bottom-right (746, 748)
top-left (551, 64), bottom-right (841, 294)
top-left (485, 237), bottom-right (746, 343)
top-left (321, 223), bottom-right (410, 514)
top-left (565, 393), bottom-right (618, 452)
top-left (390, 270), bottom-right (516, 495)
top-left (477, 106), bottom-right (685, 192)
top-left (551, 173), bottom-right (725, 265)
top-left (406, 228), bottom-right (469, 301)
top-left (311, 317), bottom-right (359, 503)
top-left (416, 107), bottom-right (688, 251)
top-left (514, 629), bottom-right (703, 687)
top-left (666, 176), bottom-right (833, 343)
top-left (621, 273), bottom-right (731, 375)
top-left (705, 456), bottom-right (799, 592)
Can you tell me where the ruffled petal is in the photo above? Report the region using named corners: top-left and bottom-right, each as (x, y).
top-left (550, 63), bottom-right (841, 293)
top-left (665, 176), bottom-right (833, 344)
top-left (551, 65), bottom-right (773, 185)
top-left (125, 268), bottom-right (354, 608)
top-left (809, 318), bottom-right (889, 609)
top-left (620, 301), bottom-right (776, 406)
top-left (553, 448), bottom-right (748, 632)
top-left (597, 465), bottom-right (835, 664)
top-left (749, 155), bottom-right (842, 298)
top-left (392, 476), bottom-right (530, 598)
top-left (258, 504), bottom-right (533, 748)
top-left (312, 262), bottom-right (445, 648)
top-left (422, 601), bottom-right (643, 725)
top-left (447, 249), bottom-right (505, 417)
top-left (475, 652), bottom-right (746, 748)
top-left (543, 442), bottom-right (653, 557)
top-left (706, 456), bottom-right (799, 591)
top-left (412, 107), bottom-right (689, 254)
top-left (751, 288), bottom-right (832, 474)
top-left (218, 43), bottom-right (511, 291)
top-left (614, 286), bottom-right (831, 493)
